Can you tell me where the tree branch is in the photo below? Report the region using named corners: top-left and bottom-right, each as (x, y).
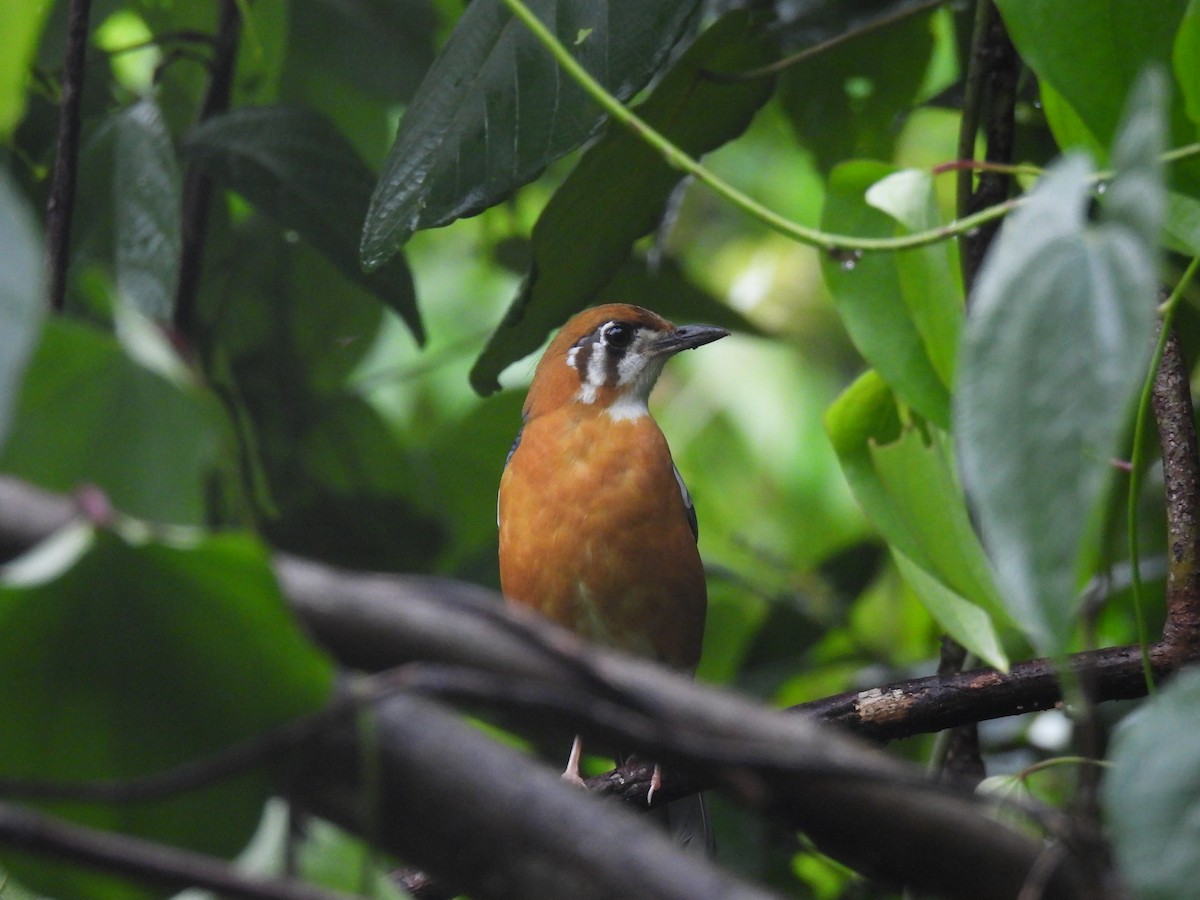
top-left (292, 691), bottom-right (785, 900)
top-left (956, 0), bottom-right (1018, 291)
top-left (174, 0), bottom-right (240, 343)
top-left (44, 0), bottom-right (93, 312)
top-left (1153, 327), bottom-right (1200, 659)
top-left (0, 800), bottom-right (353, 900)
top-left (794, 321), bottom-right (1200, 739)
top-left (791, 643), bottom-right (1166, 741)
top-left (0, 478), bottom-right (1090, 899)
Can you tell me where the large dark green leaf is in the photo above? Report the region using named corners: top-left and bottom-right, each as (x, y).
top-left (71, 101), bottom-right (181, 320)
top-left (470, 10), bottom-right (773, 394)
top-left (287, 0), bottom-right (438, 104)
top-left (778, 7), bottom-right (936, 174)
top-left (593, 256), bottom-right (763, 337)
top-left (207, 229), bottom-right (445, 571)
top-left (360, 0), bottom-right (702, 270)
top-left (185, 105), bottom-right (422, 342)
top-left (954, 73), bottom-right (1164, 654)
top-left (0, 526), bottom-right (335, 900)
top-left (771, 0), bottom-right (941, 45)
top-left (0, 319), bottom-right (222, 526)
top-left (112, 99), bottom-right (182, 322)
top-left (995, 0), bottom-right (1188, 153)
top-left (0, 171), bottom-right (44, 453)
top-left (1106, 668), bottom-right (1200, 900)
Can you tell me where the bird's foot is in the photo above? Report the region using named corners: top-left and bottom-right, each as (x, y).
top-left (647, 763), bottom-right (662, 806)
top-left (562, 734), bottom-right (586, 787)
top-left (561, 768), bottom-right (587, 787)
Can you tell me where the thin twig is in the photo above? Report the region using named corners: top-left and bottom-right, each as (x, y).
top-left (0, 800), bottom-right (354, 900)
top-left (705, 0), bottom-right (943, 82)
top-left (0, 691), bottom-right (356, 805)
top-left (957, 0), bottom-right (1018, 290)
top-left (939, 0), bottom-right (1018, 784)
top-left (174, 0), bottom-right (241, 343)
top-left (44, 0), bottom-right (93, 312)
top-left (791, 643), bottom-right (1176, 742)
top-left (955, 0), bottom-right (991, 225)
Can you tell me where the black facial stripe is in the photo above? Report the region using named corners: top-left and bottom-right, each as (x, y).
top-left (604, 345), bottom-right (621, 384)
top-left (567, 321), bottom-right (642, 390)
top-left (568, 339), bottom-right (592, 373)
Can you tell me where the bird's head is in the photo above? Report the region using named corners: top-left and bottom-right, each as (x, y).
top-left (523, 304), bottom-right (729, 421)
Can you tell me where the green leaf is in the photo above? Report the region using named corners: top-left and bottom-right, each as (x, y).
top-left (287, 0), bottom-right (438, 103)
top-left (994, 0), bottom-right (1187, 151)
top-left (185, 105), bottom-right (422, 343)
top-left (0, 319), bottom-right (222, 525)
top-left (1174, 0), bottom-right (1200, 123)
top-left (1106, 667), bottom-right (1200, 900)
top-left (297, 817), bottom-right (410, 898)
top-left (864, 169), bottom-right (963, 389)
top-left (869, 424), bottom-right (1006, 619)
top-left (1164, 189), bottom-right (1200, 255)
top-left (825, 371), bottom-right (1009, 668)
top-left (360, 0), bottom-right (701, 269)
top-left (954, 73), bottom-right (1165, 654)
top-left (0, 527), bottom-right (335, 900)
top-left (112, 99), bottom-right (182, 322)
top-left (470, 11), bottom-right (773, 393)
top-left (0, 171), bottom-right (45, 454)
top-left (892, 550), bottom-right (1008, 671)
top-left (0, 2), bottom-right (50, 138)
top-left (778, 7), bottom-right (936, 173)
top-left (205, 233), bottom-right (445, 571)
top-left (1037, 79), bottom-right (1105, 161)
top-left (820, 162), bottom-right (953, 427)
top-left (593, 256), bottom-right (763, 337)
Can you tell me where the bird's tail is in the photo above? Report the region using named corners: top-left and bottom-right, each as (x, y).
top-left (657, 792), bottom-right (716, 857)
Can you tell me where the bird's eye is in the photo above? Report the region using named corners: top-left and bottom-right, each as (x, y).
top-left (600, 322), bottom-right (633, 351)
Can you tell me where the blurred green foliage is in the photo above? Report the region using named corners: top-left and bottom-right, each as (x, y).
top-left (1, 0), bottom-right (1197, 897)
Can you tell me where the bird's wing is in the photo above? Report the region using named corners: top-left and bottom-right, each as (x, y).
top-left (672, 463), bottom-right (699, 542)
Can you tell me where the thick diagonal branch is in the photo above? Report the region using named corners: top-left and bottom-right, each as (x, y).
top-left (0, 479), bottom-right (1087, 899)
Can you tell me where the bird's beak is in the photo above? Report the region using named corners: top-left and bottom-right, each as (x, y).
top-left (652, 324), bottom-right (730, 356)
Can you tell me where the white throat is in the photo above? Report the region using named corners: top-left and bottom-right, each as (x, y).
top-left (605, 393), bottom-right (650, 422)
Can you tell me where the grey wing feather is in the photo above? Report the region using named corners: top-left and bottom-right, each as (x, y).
top-left (673, 463), bottom-right (699, 542)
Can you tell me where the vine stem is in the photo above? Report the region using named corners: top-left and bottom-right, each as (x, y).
top-left (502, 0), bottom-right (1200, 256)
top-left (499, 0), bottom-right (1021, 254)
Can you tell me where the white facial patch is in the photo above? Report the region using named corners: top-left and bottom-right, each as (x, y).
top-left (566, 320), bottom-right (669, 415)
top-left (585, 339), bottom-right (609, 393)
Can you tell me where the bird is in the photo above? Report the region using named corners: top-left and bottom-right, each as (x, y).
top-left (498, 303), bottom-right (728, 852)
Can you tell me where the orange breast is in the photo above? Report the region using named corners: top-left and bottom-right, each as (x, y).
top-left (498, 407), bottom-right (707, 672)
